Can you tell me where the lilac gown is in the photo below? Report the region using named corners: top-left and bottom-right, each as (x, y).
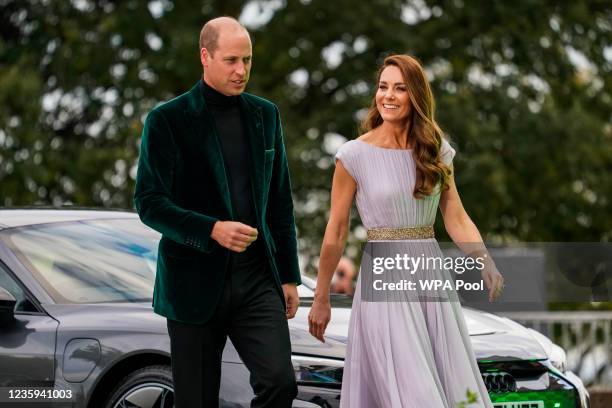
top-left (335, 139), bottom-right (493, 408)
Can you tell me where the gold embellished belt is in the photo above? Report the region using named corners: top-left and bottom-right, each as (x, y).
top-left (367, 225), bottom-right (435, 241)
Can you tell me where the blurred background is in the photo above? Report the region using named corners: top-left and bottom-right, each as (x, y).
top-left (1, 0), bottom-right (611, 400)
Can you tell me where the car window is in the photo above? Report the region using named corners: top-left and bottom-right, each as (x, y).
top-left (3, 219), bottom-right (160, 304)
top-left (2, 217), bottom-right (318, 304)
top-left (0, 263), bottom-right (31, 312)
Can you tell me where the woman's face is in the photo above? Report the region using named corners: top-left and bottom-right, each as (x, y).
top-left (376, 65), bottom-right (411, 124)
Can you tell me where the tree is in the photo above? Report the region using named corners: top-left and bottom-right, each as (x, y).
top-left (1, 0), bottom-right (610, 279)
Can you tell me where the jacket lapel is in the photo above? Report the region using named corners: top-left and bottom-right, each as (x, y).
top-left (239, 95), bottom-right (264, 219)
top-left (184, 80), bottom-right (233, 218)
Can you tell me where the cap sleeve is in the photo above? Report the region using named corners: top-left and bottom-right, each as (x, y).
top-left (334, 141), bottom-right (358, 180)
top-left (440, 138), bottom-right (456, 167)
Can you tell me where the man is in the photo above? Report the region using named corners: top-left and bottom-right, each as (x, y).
top-left (330, 256), bottom-right (355, 295)
top-left (134, 17), bottom-right (301, 408)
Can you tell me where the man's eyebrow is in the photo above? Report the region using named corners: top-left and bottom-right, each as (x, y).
top-left (223, 55), bottom-right (252, 60)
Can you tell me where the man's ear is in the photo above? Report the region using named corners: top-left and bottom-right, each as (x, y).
top-left (200, 48), bottom-right (209, 68)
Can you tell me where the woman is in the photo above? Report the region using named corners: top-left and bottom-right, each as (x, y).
top-left (308, 54), bottom-right (504, 408)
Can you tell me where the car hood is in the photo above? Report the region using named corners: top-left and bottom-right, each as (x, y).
top-left (43, 302), bottom-right (167, 334)
top-left (43, 299), bottom-right (549, 363)
top-left (291, 298), bottom-right (549, 362)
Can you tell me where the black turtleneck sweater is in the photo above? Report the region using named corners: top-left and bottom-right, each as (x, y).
top-left (201, 80), bottom-right (263, 265)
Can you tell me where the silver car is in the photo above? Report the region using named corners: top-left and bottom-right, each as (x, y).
top-left (0, 209), bottom-right (589, 407)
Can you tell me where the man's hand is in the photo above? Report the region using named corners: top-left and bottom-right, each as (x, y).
top-left (282, 283), bottom-right (300, 320)
top-left (308, 298), bottom-right (331, 343)
top-left (210, 221), bottom-right (258, 253)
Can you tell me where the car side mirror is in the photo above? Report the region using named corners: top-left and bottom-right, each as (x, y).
top-left (0, 286), bottom-right (16, 327)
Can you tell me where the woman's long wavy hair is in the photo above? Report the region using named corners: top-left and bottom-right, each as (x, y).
top-left (361, 54), bottom-right (452, 198)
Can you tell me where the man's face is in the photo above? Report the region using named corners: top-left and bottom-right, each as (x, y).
top-left (201, 30), bottom-right (252, 96)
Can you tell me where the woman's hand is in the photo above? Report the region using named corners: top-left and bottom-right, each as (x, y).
top-left (308, 299), bottom-right (332, 342)
top-left (481, 261), bottom-right (504, 302)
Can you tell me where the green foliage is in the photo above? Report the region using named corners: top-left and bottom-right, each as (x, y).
top-left (1, 1), bottom-right (610, 282)
top-left (456, 387), bottom-right (479, 408)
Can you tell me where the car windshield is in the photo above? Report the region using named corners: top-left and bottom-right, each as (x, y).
top-left (3, 217), bottom-right (317, 303)
top-left (4, 218), bottom-right (160, 304)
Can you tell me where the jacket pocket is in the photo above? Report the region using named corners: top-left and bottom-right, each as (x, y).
top-left (264, 148), bottom-right (275, 164)
top-left (264, 148), bottom-right (275, 183)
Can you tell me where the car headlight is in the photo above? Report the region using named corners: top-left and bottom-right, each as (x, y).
top-left (527, 328), bottom-right (568, 373)
top-left (549, 343), bottom-right (568, 373)
top-left (292, 355), bottom-right (343, 386)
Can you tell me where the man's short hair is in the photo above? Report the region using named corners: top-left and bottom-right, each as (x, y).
top-left (199, 16), bottom-right (245, 56)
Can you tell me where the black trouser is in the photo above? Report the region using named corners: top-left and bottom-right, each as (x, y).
top-left (167, 249), bottom-right (297, 408)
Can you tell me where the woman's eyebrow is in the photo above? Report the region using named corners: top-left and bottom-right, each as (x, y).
top-left (379, 80), bottom-right (407, 86)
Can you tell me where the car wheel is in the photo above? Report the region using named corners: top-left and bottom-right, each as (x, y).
top-left (104, 365), bottom-right (174, 408)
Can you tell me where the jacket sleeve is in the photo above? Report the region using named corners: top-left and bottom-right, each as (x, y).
top-left (267, 105), bottom-right (302, 285)
top-left (134, 109), bottom-right (217, 253)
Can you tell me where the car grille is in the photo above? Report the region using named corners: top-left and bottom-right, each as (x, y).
top-left (482, 372), bottom-right (517, 393)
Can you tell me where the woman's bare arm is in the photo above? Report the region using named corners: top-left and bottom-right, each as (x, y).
top-left (309, 160), bottom-right (356, 341)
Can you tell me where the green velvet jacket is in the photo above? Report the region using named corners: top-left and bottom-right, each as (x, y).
top-left (134, 80), bottom-right (301, 324)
